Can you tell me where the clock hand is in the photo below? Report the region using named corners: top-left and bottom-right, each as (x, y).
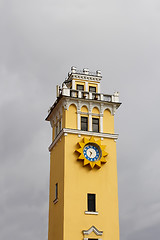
top-left (89, 151), bottom-right (92, 157)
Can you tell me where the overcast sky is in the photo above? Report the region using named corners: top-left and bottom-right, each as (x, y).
top-left (1, 0), bottom-right (160, 239)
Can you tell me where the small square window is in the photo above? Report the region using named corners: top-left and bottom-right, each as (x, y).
top-left (77, 84), bottom-right (84, 91)
top-left (88, 239), bottom-right (98, 240)
top-left (88, 193), bottom-right (96, 212)
top-left (55, 124), bottom-right (58, 136)
top-left (89, 86), bottom-right (96, 93)
top-left (81, 116), bottom-right (88, 131)
top-left (59, 120), bottom-right (62, 132)
top-left (55, 183), bottom-right (58, 200)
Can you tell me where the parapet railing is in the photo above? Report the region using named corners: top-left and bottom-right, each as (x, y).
top-left (61, 88), bottom-right (119, 103)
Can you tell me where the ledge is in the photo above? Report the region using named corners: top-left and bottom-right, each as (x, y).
top-left (85, 211), bottom-right (98, 215)
top-left (49, 128), bottom-right (119, 151)
top-left (53, 198), bottom-right (58, 204)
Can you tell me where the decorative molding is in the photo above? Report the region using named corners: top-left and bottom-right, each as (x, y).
top-left (77, 100), bottom-right (81, 111)
top-left (63, 99), bottom-right (69, 110)
top-left (48, 128), bottom-right (119, 151)
top-left (48, 102), bottom-right (63, 127)
top-left (63, 128), bottom-right (118, 139)
top-left (82, 225), bottom-right (103, 236)
top-left (62, 97), bottom-right (116, 115)
top-left (89, 102), bottom-right (92, 113)
top-left (80, 111), bottom-right (89, 115)
top-left (70, 73), bottom-right (101, 82)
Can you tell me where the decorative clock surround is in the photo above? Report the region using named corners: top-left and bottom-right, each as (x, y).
top-left (76, 136), bottom-right (108, 168)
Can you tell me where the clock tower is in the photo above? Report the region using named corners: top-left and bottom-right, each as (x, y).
top-left (46, 67), bottom-right (121, 240)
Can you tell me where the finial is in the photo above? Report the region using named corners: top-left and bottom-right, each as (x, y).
top-left (71, 66), bottom-right (76, 73)
top-left (96, 70), bottom-right (101, 76)
top-left (83, 68), bottom-right (89, 74)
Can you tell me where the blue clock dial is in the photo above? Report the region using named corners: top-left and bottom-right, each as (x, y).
top-left (83, 144), bottom-right (101, 162)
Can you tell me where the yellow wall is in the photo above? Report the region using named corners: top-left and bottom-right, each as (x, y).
top-left (65, 104), bottom-right (77, 129)
top-left (88, 83), bottom-right (98, 92)
top-left (48, 133), bottom-right (119, 240)
top-left (48, 97), bottom-right (119, 240)
top-left (74, 79), bottom-right (99, 92)
top-left (103, 109), bottom-right (114, 134)
top-left (62, 107), bottom-right (65, 129)
top-left (63, 134), bottom-right (119, 240)
top-left (81, 105), bottom-right (88, 113)
top-left (52, 121), bottom-right (55, 141)
top-left (48, 136), bottom-right (65, 240)
top-left (92, 107), bottom-right (100, 114)
top-left (75, 81), bottom-right (85, 90)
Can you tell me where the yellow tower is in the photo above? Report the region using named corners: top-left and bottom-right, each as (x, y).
top-left (46, 67), bottom-right (121, 240)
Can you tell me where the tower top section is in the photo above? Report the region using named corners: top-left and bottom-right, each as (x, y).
top-left (46, 66), bottom-right (121, 121)
top-left (65, 66), bottom-right (102, 83)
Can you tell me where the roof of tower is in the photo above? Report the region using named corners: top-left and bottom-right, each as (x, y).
top-left (64, 66), bottom-right (102, 83)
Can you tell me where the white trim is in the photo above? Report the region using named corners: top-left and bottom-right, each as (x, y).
top-left (62, 97), bottom-right (115, 115)
top-left (63, 128), bottom-right (118, 139)
top-left (48, 128), bottom-right (118, 151)
top-left (85, 211), bottom-right (98, 215)
top-left (89, 114), bottom-right (92, 131)
top-left (84, 239), bottom-right (102, 240)
top-left (83, 226), bottom-right (103, 236)
top-left (97, 83), bottom-right (100, 93)
top-left (72, 80), bottom-right (75, 90)
top-left (80, 112), bottom-right (89, 115)
top-left (71, 73), bottom-right (101, 82)
top-left (100, 116), bottom-right (103, 133)
top-left (77, 113), bottom-right (80, 130)
top-left (85, 81), bottom-right (88, 91)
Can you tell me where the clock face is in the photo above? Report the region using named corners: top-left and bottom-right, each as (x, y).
top-left (76, 136), bottom-right (108, 169)
top-left (83, 144), bottom-right (101, 162)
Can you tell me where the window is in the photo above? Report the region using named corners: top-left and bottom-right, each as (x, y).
top-left (89, 86), bottom-right (96, 93)
top-left (55, 183), bottom-right (58, 200)
top-left (77, 84), bottom-right (84, 91)
top-left (81, 117), bottom-right (88, 131)
top-left (88, 239), bottom-right (98, 240)
top-left (88, 193), bottom-right (96, 212)
top-left (55, 124), bottom-right (58, 136)
top-left (59, 120), bottom-right (62, 132)
top-left (92, 118), bottom-right (99, 132)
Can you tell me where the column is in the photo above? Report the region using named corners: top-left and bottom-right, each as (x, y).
top-left (97, 83), bottom-right (100, 93)
top-left (100, 114), bottom-right (103, 133)
top-left (77, 112), bottom-right (80, 130)
top-left (85, 81), bottom-right (88, 91)
top-left (72, 80), bottom-right (75, 90)
top-left (89, 113), bottom-right (92, 131)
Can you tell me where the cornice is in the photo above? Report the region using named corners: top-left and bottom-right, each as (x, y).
top-left (46, 94), bottom-right (121, 121)
top-left (48, 128), bottom-right (119, 151)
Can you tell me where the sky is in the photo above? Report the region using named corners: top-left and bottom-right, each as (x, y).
top-left (0, 0), bottom-right (160, 239)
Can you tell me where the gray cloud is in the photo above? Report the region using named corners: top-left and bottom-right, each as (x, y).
top-left (0, 0), bottom-right (160, 239)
